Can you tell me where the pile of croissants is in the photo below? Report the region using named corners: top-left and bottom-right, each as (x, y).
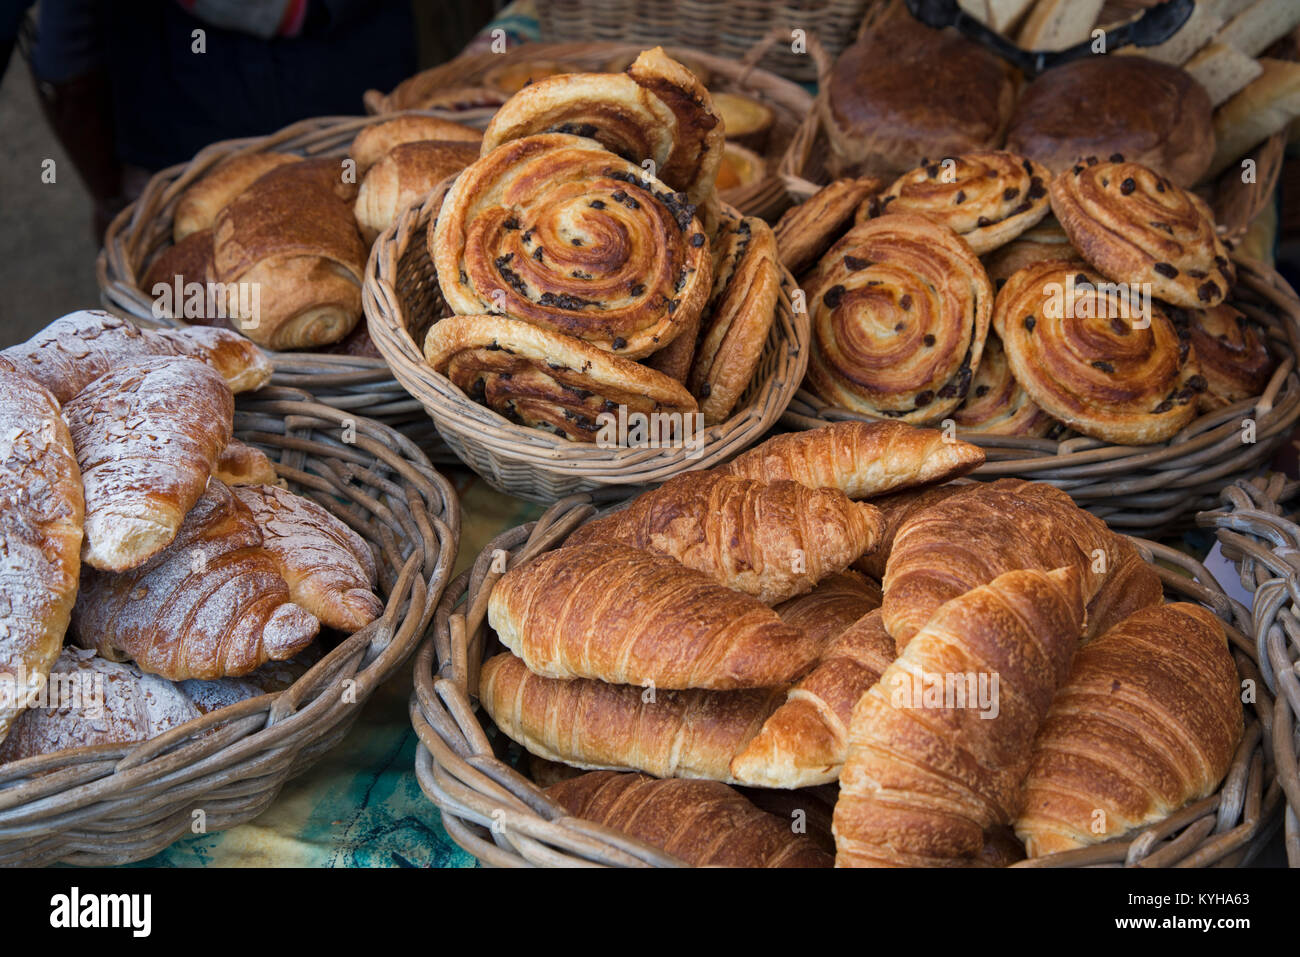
top-left (479, 420), bottom-right (1245, 867)
top-left (777, 150), bottom-right (1277, 445)
top-left (0, 311), bottom-right (384, 765)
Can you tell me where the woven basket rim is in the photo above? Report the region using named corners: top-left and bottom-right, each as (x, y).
top-left (409, 483), bottom-right (1280, 867)
top-left (0, 391), bottom-right (459, 867)
top-left (363, 181), bottom-right (811, 496)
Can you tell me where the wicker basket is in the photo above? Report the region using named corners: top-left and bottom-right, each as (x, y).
top-left (95, 112), bottom-right (484, 457)
top-left (782, 257), bottom-right (1300, 536)
top-left (364, 189), bottom-right (810, 504)
top-left (364, 39), bottom-right (816, 222)
top-left (410, 489), bottom-right (1280, 867)
top-left (535, 0), bottom-right (872, 84)
top-left (1199, 474), bottom-right (1300, 867)
top-left (0, 391), bottom-right (459, 866)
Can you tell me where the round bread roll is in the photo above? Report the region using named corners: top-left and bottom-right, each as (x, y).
top-left (1006, 57), bottom-right (1214, 188)
top-left (820, 16), bottom-right (1018, 179)
top-left (994, 260), bottom-right (1204, 444)
top-left (1049, 158), bottom-right (1234, 309)
top-left (349, 115), bottom-right (482, 177)
top-left (354, 140), bottom-right (479, 243)
top-left (805, 212), bottom-right (993, 424)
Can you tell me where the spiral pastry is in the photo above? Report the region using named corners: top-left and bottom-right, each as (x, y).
top-left (952, 333), bottom-right (1055, 437)
top-left (1049, 157), bottom-right (1233, 309)
top-left (432, 133), bottom-right (714, 360)
top-left (858, 150), bottom-right (1052, 255)
top-left (994, 261), bottom-right (1205, 444)
top-left (805, 212), bottom-right (993, 424)
top-left (1182, 303), bottom-right (1275, 412)
top-left (981, 217), bottom-right (1080, 287)
top-left (423, 315), bottom-right (697, 442)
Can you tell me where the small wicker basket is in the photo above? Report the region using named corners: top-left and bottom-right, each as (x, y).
top-left (0, 391), bottom-right (459, 867)
top-left (1199, 474), bottom-right (1300, 867)
top-left (783, 257), bottom-right (1300, 537)
top-left (96, 112), bottom-right (482, 454)
top-left (411, 490), bottom-right (1280, 867)
top-left (364, 40), bottom-right (816, 222)
top-left (364, 190), bottom-right (810, 504)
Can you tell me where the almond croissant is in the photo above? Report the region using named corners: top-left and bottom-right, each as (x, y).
top-left (488, 542), bottom-right (825, 690)
top-left (1015, 602), bottom-right (1242, 858)
top-left (833, 566), bottom-right (1086, 867)
top-left (565, 472), bottom-right (883, 604)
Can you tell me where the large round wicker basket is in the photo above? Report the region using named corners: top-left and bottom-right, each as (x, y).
top-left (783, 257), bottom-right (1300, 537)
top-left (410, 488), bottom-right (1280, 868)
top-left (96, 111), bottom-right (481, 455)
top-left (1199, 474), bottom-right (1300, 867)
top-left (364, 191), bottom-right (811, 504)
top-left (364, 40), bottom-right (815, 222)
top-left (0, 392), bottom-right (459, 867)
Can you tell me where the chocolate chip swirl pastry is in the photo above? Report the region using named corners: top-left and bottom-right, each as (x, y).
top-left (952, 332), bottom-right (1055, 437)
top-left (805, 212), bottom-right (993, 424)
top-left (860, 151), bottom-right (1053, 255)
top-left (773, 177), bottom-right (885, 277)
top-left (981, 217), bottom-right (1080, 286)
top-left (1049, 158), bottom-right (1234, 309)
top-left (432, 133), bottom-right (713, 360)
top-left (994, 261), bottom-right (1204, 444)
top-left (1182, 303), bottom-right (1276, 412)
top-left (480, 47), bottom-right (723, 229)
top-left (423, 314), bottom-right (697, 442)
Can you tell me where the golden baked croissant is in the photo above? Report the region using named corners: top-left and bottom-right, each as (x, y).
top-left (732, 608), bottom-right (896, 789)
top-left (1015, 603), bottom-right (1243, 858)
top-left (853, 482), bottom-right (972, 580)
top-left (74, 479), bottom-right (319, 681)
top-left (882, 478), bottom-right (1162, 649)
top-left (479, 652), bottom-right (783, 781)
top-left (431, 133), bottom-right (714, 360)
top-left (172, 152), bottom-right (300, 242)
top-left (773, 177), bottom-right (884, 277)
top-left (349, 114), bottom-right (482, 178)
top-left (804, 213), bottom-right (994, 423)
top-left (0, 371), bottom-right (84, 744)
top-left (773, 571), bottom-right (882, 645)
top-left (994, 260), bottom-right (1204, 444)
top-left (0, 311), bottom-right (270, 403)
top-left (488, 542), bottom-right (824, 690)
top-left (213, 439), bottom-right (279, 487)
top-left (564, 471), bottom-right (883, 605)
top-left (232, 483), bottom-right (382, 632)
top-left (65, 356), bottom-right (234, 572)
top-left (720, 420), bottom-right (984, 500)
top-left (1049, 158), bottom-right (1234, 309)
top-left (546, 771), bottom-right (832, 867)
top-left (833, 566), bottom-right (1086, 867)
top-left (354, 140), bottom-right (479, 243)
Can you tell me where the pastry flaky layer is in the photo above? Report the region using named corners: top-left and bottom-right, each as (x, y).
top-left (74, 479), bottom-right (319, 681)
top-left (993, 260), bottom-right (1205, 444)
top-left (478, 652), bottom-right (783, 782)
top-left (773, 177), bottom-right (885, 278)
top-left (423, 314), bottom-right (697, 442)
top-left (805, 212), bottom-right (994, 423)
top-left (64, 356), bottom-right (234, 573)
top-left (432, 133), bottom-right (714, 361)
top-left (833, 566), bottom-right (1087, 867)
top-left (487, 541), bottom-right (825, 690)
top-left (1049, 158), bottom-right (1235, 310)
top-left (564, 470), bottom-right (883, 605)
top-left (951, 332), bottom-right (1055, 437)
top-left (1184, 302), bottom-right (1276, 412)
top-left (546, 771), bottom-right (832, 867)
top-left (1015, 603), bottom-right (1243, 858)
top-left (0, 371), bottom-right (84, 745)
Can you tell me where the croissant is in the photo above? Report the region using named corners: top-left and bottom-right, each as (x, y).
top-left (719, 420), bottom-right (984, 500)
top-left (232, 483), bottom-right (382, 632)
top-left (0, 311), bottom-right (271, 403)
top-left (732, 608), bottom-right (896, 789)
top-left (172, 152), bottom-right (300, 242)
top-left (213, 439), bottom-right (279, 487)
top-left (882, 479), bottom-right (1161, 649)
top-left (546, 771), bottom-right (832, 867)
top-left (773, 571), bottom-right (882, 645)
top-left (488, 542), bottom-right (824, 690)
top-left (853, 482), bottom-right (973, 580)
top-left (353, 140), bottom-right (479, 243)
top-left (65, 356), bottom-right (233, 572)
top-left (564, 471), bottom-right (883, 605)
top-left (479, 653), bottom-right (783, 781)
top-left (0, 371), bottom-right (84, 744)
top-left (348, 114), bottom-right (482, 178)
top-left (1015, 603), bottom-right (1243, 858)
top-left (833, 566), bottom-right (1086, 867)
top-left (74, 479), bottom-right (319, 681)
